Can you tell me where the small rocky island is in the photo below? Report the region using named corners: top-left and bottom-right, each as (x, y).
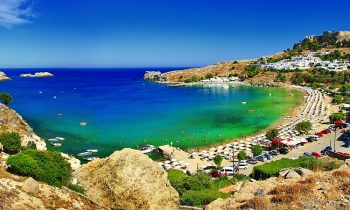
top-left (20, 72), bottom-right (54, 78)
top-left (0, 72), bottom-right (11, 81)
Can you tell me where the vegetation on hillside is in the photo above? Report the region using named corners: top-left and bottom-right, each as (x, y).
top-left (7, 149), bottom-right (72, 187)
top-left (0, 92), bottom-right (13, 106)
top-left (0, 132), bottom-right (22, 154)
top-left (167, 170), bottom-right (230, 206)
top-left (252, 156), bottom-right (340, 180)
top-left (266, 128), bottom-right (279, 141)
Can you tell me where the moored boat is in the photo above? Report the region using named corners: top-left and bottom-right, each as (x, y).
top-left (77, 151), bottom-right (93, 157)
top-left (83, 156), bottom-right (99, 161)
top-left (138, 145), bottom-right (157, 154)
top-left (51, 142), bottom-right (62, 147)
top-left (86, 149), bottom-right (98, 153)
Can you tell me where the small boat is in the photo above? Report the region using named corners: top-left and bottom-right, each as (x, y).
top-left (83, 156), bottom-right (99, 161)
top-left (55, 137), bottom-right (65, 141)
top-left (53, 96), bottom-right (57, 99)
top-left (57, 113), bottom-right (63, 116)
top-left (48, 138), bottom-right (59, 142)
top-left (138, 145), bottom-right (157, 154)
top-left (80, 122), bottom-right (88, 126)
top-left (77, 151), bottom-right (92, 157)
top-left (86, 149), bottom-right (98, 153)
top-left (268, 93), bottom-right (272, 96)
top-left (248, 110), bottom-right (255, 112)
top-left (241, 101), bottom-right (247, 104)
top-left (51, 142), bottom-right (62, 147)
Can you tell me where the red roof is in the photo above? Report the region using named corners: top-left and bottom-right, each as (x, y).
top-left (334, 120), bottom-right (344, 124)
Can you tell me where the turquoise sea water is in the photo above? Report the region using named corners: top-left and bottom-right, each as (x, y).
top-left (0, 69), bottom-right (303, 157)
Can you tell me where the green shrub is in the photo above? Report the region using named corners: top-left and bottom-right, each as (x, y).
top-left (232, 173), bottom-right (250, 181)
top-left (67, 183), bottom-right (85, 194)
top-left (251, 145), bottom-right (263, 157)
top-left (169, 172), bottom-right (230, 206)
top-left (237, 151), bottom-right (247, 161)
top-left (180, 189), bottom-right (229, 206)
top-left (295, 121), bottom-right (312, 132)
top-left (167, 169), bottom-right (188, 184)
top-left (7, 149), bottom-right (71, 187)
top-left (0, 132), bottom-right (22, 154)
top-left (0, 92), bottom-right (13, 105)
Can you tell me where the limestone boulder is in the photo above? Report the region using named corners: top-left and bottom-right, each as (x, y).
top-left (285, 169), bottom-right (301, 179)
top-left (74, 148), bottom-right (180, 210)
top-left (294, 167), bottom-right (314, 177)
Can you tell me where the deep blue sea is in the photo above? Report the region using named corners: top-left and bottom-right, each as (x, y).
top-left (0, 68), bottom-right (303, 157)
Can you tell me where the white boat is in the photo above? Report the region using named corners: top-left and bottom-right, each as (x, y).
top-left (138, 145), bottom-right (157, 154)
top-left (77, 151), bottom-right (92, 157)
top-left (241, 101), bottom-right (247, 104)
top-left (48, 138), bottom-right (59, 142)
top-left (86, 149), bottom-right (98, 153)
top-left (51, 142), bottom-right (62, 147)
top-left (55, 137), bottom-right (65, 141)
top-left (83, 156), bottom-right (99, 161)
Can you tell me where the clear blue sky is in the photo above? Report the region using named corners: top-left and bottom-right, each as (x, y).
top-left (0, 0), bottom-right (349, 68)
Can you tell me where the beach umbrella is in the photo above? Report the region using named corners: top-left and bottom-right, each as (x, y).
top-left (218, 146), bottom-right (224, 149)
top-left (191, 152), bottom-right (197, 155)
top-left (171, 159), bottom-right (177, 162)
top-left (210, 148), bottom-right (216, 151)
top-left (209, 152), bottom-right (215, 155)
top-left (165, 161), bottom-right (171, 164)
top-left (158, 162), bottom-right (164, 165)
top-left (179, 160), bottom-right (185, 164)
top-left (175, 166), bottom-right (182, 170)
top-left (201, 150), bottom-right (207, 153)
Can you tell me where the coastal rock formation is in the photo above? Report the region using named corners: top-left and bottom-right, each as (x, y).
top-left (0, 72), bottom-right (10, 81)
top-left (74, 148), bottom-right (180, 210)
top-left (206, 166), bottom-right (350, 210)
top-left (144, 71), bottom-right (167, 82)
top-left (0, 104), bottom-right (46, 150)
top-left (60, 152), bottom-right (81, 171)
top-left (0, 169), bottom-right (106, 210)
top-left (20, 72), bottom-right (54, 78)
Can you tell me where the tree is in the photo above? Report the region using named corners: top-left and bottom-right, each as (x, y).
top-left (295, 121), bottom-right (312, 133)
top-left (0, 132), bottom-right (22, 154)
top-left (213, 155), bottom-right (223, 168)
top-left (329, 113), bottom-right (345, 123)
top-left (0, 92), bottom-right (13, 106)
top-left (266, 128), bottom-right (279, 141)
top-left (237, 151), bottom-right (247, 161)
top-left (332, 95), bottom-right (343, 104)
top-left (251, 145), bottom-right (263, 157)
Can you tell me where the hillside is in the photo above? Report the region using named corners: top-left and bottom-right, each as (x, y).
top-left (148, 31), bottom-right (350, 86)
top-left (206, 163), bottom-right (350, 210)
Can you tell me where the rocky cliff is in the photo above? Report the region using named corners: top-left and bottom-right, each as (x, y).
top-left (0, 104), bottom-right (46, 150)
top-left (0, 72), bottom-right (10, 81)
top-left (74, 148), bottom-right (180, 210)
top-left (0, 168), bottom-right (106, 210)
top-left (144, 71), bottom-right (167, 82)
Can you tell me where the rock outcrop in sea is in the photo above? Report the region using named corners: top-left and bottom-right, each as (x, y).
top-left (144, 71), bottom-right (167, 82)
top-left (20, 72), bottom-right (54, 78)
top-left (74, 148), bottom-right (180, 210)
top-left (0, 72), bottom-right (10, 81)
top-left (0, 104), bottom-right (46, 150)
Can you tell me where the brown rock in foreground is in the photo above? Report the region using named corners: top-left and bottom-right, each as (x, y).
top-left (0, 169), bottom-right (105, 210)
top-left (74, 148), bottom-right (180, 210)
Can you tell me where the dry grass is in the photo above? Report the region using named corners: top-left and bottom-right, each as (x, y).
top-left (332, 169), bottom-right (350, 178)
top-left (297, 176), bottom-right (317, 185)
top-left (270, 183), bottom-right (312, 195)
top-left (241, 196), bottom-right (270, 210)
top-left (0, 189), bottom-right (16, 209)
top-left (339, 181), bottom-right (350, 195)
top-left (271, 194), bottom-right (298, 204)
